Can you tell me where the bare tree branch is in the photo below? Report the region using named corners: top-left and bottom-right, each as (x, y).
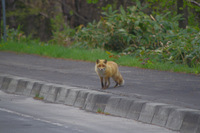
top-left (58, 0), bottom-right (89, 23)
top-left (19, 0), bottom-right (49, 18)
top-left (187, 0), bottom-right (200, 7)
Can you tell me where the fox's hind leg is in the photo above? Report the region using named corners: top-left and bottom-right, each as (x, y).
top-left (114, 82), bottom-right (119, 88)
top-left (113, 77), bottom-right (119, 88)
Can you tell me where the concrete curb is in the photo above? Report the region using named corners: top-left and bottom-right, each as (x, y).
top-left (83, 92), bottom-right (111, 112)
top-left (138, 103), bottom-right (167, 124)
top-left (0, 74), bottom-right (200, 133)
top-left (126, 100), bottom-right (147, 120)
top-left (105, 97), bottom-right (134, 117)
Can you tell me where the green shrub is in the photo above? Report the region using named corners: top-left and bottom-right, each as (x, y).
top-left (6, 25), bottom-right (41, 45)
top-left (150, 28), bottom-right (200, 66)
top-left (75, 5), bottom-right (171, 51)
top-left (74, 5), bottom-right (200, 67)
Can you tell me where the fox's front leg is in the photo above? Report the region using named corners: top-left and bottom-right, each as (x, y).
top-left (104, 77), bottom-right (110, 89)
top-left (100, 77), bottom-right (104, 89)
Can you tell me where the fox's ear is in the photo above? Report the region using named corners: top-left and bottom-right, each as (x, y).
top-left (104, 59), bottom-right (107, 64)
top-left (96, 59), bottom-right (99, 64)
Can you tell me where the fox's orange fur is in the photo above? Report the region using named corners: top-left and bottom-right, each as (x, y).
top-left (95, 59), bottom-right (124, 89)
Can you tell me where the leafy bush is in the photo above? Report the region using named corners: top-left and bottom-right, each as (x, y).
top-left (74, 5), bottom-right (200, 67)
top-left (6, 25), bottom-right (40, 44)
top-left (6, 25), bottom-right (27, 42)
top-left (150, 28), bottom-right (200, 66)
top-left (75, 5), bottom-right (171, 51)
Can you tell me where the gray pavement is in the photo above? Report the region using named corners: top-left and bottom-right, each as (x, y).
top-left (0, 51), bottom-right (199, 110)
top-left (0, 91), bottom-right (177, 133)
top-left (0, 110), bottom-right (72, 133)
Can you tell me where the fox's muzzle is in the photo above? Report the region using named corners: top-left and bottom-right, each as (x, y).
top-left (98, 68), bottom-right (106, 71)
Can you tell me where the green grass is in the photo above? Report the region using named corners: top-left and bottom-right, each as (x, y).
top-left (0, 41), bottom-right (107, 61)
top-left (0, 40), bottom-right (199, 74)
top-left (34, 94), bottom-right (44, 100)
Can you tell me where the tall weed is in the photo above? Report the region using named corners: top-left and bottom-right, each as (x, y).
top-left (49, 14), bottom-right (75, 46)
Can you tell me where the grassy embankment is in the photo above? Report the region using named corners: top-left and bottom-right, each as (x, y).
top-left (0, 40), bottom-right (199, 74)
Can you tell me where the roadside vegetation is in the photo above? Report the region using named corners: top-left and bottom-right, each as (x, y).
top-left (0, 39), bottom-right (199, 74)
top-left (0, 2), bottom-right (200, 74)
top-left (34, 94), bottom-right (44, 100)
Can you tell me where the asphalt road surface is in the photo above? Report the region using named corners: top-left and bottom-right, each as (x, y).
top-left (0, 91), bottom-right (177, 133)
top-left (0, 52), bottom-right (200, 110)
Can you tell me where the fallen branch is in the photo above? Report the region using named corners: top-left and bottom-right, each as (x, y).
top-left (187, 0), bottom-right (200, 7)
top-left (150, 14), bottom-right (165, 29)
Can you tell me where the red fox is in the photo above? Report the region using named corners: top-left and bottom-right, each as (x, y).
top-left (95, 59), bottom-right (124, 89)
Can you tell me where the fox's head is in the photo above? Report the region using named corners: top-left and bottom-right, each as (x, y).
top-left (96, 59), bottom-right (107, 71)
